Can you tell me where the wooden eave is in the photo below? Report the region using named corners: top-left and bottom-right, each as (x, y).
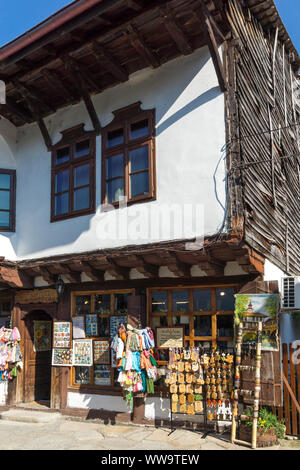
top-left (0, 235), bottom-right (265, 289)
top-left (0, 0), bottom-right (231, 131)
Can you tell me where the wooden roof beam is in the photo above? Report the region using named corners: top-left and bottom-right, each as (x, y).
top-left (0, 97), bottom-right (33, 122)
top-left (67, 260), bottom-right (105, 282)
top-left (159, 6), bottom-right (193, 55)
top-left (63, 55), bottom-right (101, 134)
top-left (163, 251), bottom-right (191, 277)
top-left (41, 68), bottom-right (75, 103)
top-left (126, 24), bottom-right (160, 69)
top-left (106, 258), bottom-right (130, 280)
top-left (195, 2), bottom-right (227, 92)
top-left (126, 0), bottom-right (143, 11)
top-left (196, 257), bottom-right (225, 277)
top-left (91, 42), bottom-right (128, 82)
top-left (0, 266), bottom-right (33, 289)
top-left (13, 79), bottom-right (54, 115)
top-left (126, 254), bottom-right (159, 278)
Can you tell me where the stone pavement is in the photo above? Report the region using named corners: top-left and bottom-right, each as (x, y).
top-left (0, 411), bottom-right (296, 450)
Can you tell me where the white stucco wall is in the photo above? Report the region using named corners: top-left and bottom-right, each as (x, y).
top-left (0, 46), bottom-right (226, 261)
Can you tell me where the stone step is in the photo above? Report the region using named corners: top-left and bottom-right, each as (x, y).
top-left (0, 408), bottom-right (63, 424)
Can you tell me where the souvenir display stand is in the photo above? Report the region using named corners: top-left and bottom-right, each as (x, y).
top-left (166, 347), bottom-right (234, 435)
top-left (231, 321), bottom-right (263, 449)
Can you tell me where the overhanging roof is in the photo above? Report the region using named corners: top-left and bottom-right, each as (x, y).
top-left (0, 0), bottom-right (298, 131)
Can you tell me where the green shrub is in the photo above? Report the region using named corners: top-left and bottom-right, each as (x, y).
top-left (243, 407), bottom-right (285, 439)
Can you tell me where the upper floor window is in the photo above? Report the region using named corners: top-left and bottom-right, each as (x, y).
top-left (102, 102), bottom-right (156, 207)
top-left (0, 169), bottom-right (16, 232)
top-left (51, 125), bottom-right (96, 222)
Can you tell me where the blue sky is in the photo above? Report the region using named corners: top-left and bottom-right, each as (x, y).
top-left (0, 0), bottom-right (298, 51)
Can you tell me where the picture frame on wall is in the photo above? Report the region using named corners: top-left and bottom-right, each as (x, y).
top-left (85, 314), bottom-right (99, 337)
top-left (52, 348), bottom-right (73, 367)
top-left (53, 321), bottom-right (71, 348)
top-left (93, 340), bottom-right (110, 365)
top-left (73, 339), bottom-right (93, 367)
top-left (72, 316), bottom-right (86, 339)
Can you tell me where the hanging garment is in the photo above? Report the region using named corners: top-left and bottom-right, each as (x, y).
top-left (131, 351), bottom-right (141, 372)
top-left (146, 377), bottom-right (154, 394)
top-left (116, 337), bottom-right (124, 360)
top-left (125, 350), bottom-right (133, 370)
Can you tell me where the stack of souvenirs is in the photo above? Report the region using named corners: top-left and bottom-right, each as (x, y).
top-left (166, 348), bottom-right (234, 421)
top-left (111, 324), bottom-right (158, 409)
top-left (0, 327), bottom-right (22, 382)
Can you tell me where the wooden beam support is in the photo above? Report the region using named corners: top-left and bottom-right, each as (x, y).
top-left (197, 257), bottom-right (225, 277)
top-left (0, 97), bottom-right (33, 122)
top-left (63, 55), bottom-right (101, 134)
top-left (41, 68), bottom-right (75, 103)
top-left (126, 24), bottom-right (160, 68)
top-left (126, 254), bottom-right (159, 279)
top-left (91, 42), bottom-right (128, 82)
top-left (163, 251), bottom-right (191, 277)
top-left (160, 6), bottom-right (193, 55)
top-left (67, 260), bottom-right (105, 282)
top-left (13, 79), bottom-right (54, 114)
top-left (126, 0), bottom-right (143, 11)
top-left (106, 258), bottom-right (130, 280)
top-left (195, 2), bottom-right (227, 92)
top-left (0, 266), bottom-right (33, 289)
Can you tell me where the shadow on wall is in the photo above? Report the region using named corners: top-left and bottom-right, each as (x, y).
top-left (11, 49), bottom-right (223, 259)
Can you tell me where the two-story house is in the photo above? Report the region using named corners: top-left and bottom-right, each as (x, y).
top-left (0, 0), bottom-right (298, 425)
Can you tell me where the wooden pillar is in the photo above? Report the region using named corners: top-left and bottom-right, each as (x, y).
top-left (132, 394), bottom-right (146, 424)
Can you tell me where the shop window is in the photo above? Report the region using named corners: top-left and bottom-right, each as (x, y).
top-left (0, 169), bottom-right (16, 232)
top-left (102, 103), bottom-right (156, 207)
top-left (51, 127), bottom-right (95, 222)
top-left (216, 288), bottom-right (235, 310)
top-left (0, 299), bottom-right (12, 328)
top-left (71, 289), bottom-right (133, 389)
top-left (148, 286), bottom-right (236, 369)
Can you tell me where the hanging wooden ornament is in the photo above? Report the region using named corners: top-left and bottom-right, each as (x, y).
top-left (179, 394), bottom-right (186, 404)
top-left (179, 383), bottom-right (186, 394)
top-left (195, 401), bottom-right (203, 412)
top-left (170, 384), bottom-right (178, 394)
top-left (177, 361), bottom-right (184, 372)
top-left (187, 393), bottom-right (195, 404)
top-left (186, 373), bottom-right (193, 384)
top-left (191, 362), bottom-right (199, 372)
top-left (172, 402), bottom-right (178, 413)
top-left (185, 362), bottom-right (191, 372)
top-left (172, 394), bottom-right (178, 402)
top-left (180, 403), bottom-right (187, 413)
top-left (187, 404), bottom-right (195, 415)
top-left (178, 373), bottom-right (185, 384)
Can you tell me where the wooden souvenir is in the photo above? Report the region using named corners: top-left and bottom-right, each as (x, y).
top-left (187, 404), bottom-right (195, 415)
top-left (172, 402), bottom-right (178, 413)
top-left (179, 394), bottom-right (186, 404)
top-left (192, 362), bottom-right (198, 372)
top-left (170, 384), bottom-right (178, 394)
top-left (184, 350), bottom-right (190, 360)
top-left (186, 373), bottom-right (193, 384)
top-left (180, 404), bottom-right (187, 413)
top-left (187, 393), bottom-right (195, 404)
top-left (185, 362), bottom-right (191, 372)
top-left (179, 383), bottom-right (186, 394)
top-left (186, 384), bottom-right (194, 394)
top-left (191, 350), bottom-right (198, 362)
top-left (172, 394), bottom-right (178, 402)
top-left (177, 361), bottom-right (184, 372)
top-left (194, 385), bottom-right (202, 394)
top-left (195, 401), bottom-right (203, 413)
top-left (171, 373), bottom-right (177, 384)
top-left (178, 373), bottom-right (185, 384)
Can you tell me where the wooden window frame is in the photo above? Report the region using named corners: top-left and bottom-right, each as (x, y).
top-left (51, 125), bottom-right (96, 223)
top-left (147, 285), bottom-right (237, 367)
top-left (101, 102), bottom-right (156, 208)
top-left (0, 169), bottom-right (16, 232)
top-left (70, 289), bottom-right (134, 391)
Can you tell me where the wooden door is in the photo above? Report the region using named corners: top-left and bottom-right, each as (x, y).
top-left (24, 310), bottom-right (52, 403)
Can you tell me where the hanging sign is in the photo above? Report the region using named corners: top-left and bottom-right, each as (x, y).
top-left (72, 316), bottom-right (86, 339)
top-left (53, 322), bottom-right (71, 349)
top-left (235, 294), bottom-right (280, 351)
top-left (52, 348), bottom-right (73, 366)
top-left (156, 327), bottom-right (184, 349)
top-left (73, 339), bottom-right (93, 366)
top-left (33, 321), bottom-right (52, 352)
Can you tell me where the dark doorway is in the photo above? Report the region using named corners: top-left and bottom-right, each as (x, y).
top-left (24, 310), bottom-right (52, 403)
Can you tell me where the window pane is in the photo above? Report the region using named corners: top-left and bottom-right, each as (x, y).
top-left (172, 315), bottom-right (189, 336)
top-left (56, 146), bottom-right (70, 165)
top-left (0, 174), bottom-right (10, 190)
top-left (74, 164), bottom-right (90, 188)
top-left (75, 295), bottom-right (91, 315)
top-left (74, 187), bottom-right (90, 211)
top-left (131, 172), bottom-right (149, 198)
top-left (107, 128), bottom-right (124, 147)
top-left (151, 291), bottom-right (168, 313)
top-left (130, 146), bottom-right (149, 172)
top-left (75, 139), bottom-right (90, 158)
top-left (95, 294), bottom-right (111, 314)
top-left (55, 193), bottom-right (69, 215)
top-left (98, 317), bottom-right (110, 337)
top-left (55, 170), bottom-right (69, 193)
top-left (0, 190), bottom-right (10, 210)
top-left (106, 178), bottom-right (124, 203)
top-left (216, 288), bottom-right (235, 310)
top-left (106, 154), bottom-right (124, 179)
top-left (0, 211), bottom-right (10, 227)
top-left (193, 289), bottom-right (211, 311)
top-left (130, 119), bottom-right (149, 140)
top-left (114, 293), bottom-right (129, 314)
top-left (75, 367), bottom-right (90, 385)
top-left (94, 365), bottom-right (111, 386)
top-left (194, 315), bottom-right (211, 336)
top-left (217, 315), bottom-right (234, 337)
top-left (151, 316), bottom-right (168, 328)
top-left (172, 290), bottom-right (189, 312)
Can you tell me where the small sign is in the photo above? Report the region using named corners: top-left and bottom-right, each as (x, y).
top-left (85, 314), bottom-right (98, 337)
top-left (156, 327), bottom-right (184, 349)
top-left (72, 316), bottom-right (86, 339)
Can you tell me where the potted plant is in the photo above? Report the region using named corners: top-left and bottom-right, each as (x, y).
top-left (239, 407), bottom-right (285, 447)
